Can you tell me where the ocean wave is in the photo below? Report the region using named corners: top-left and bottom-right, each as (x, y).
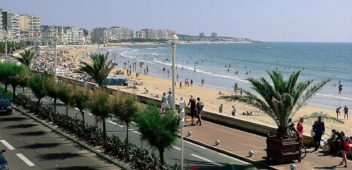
top-left (316, 93), bottom-right (352, 101)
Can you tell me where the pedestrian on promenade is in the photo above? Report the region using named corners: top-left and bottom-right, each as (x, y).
top-left (196, 97), bottom-right (204, 126)
top-left (160, 92), bottom-right (169, 114)
top-left (231, 105), bottom-right (236, 116)
top-left (219, 104), bottom-right (223, 113)
top-left (344, 105), bottom-right (348, 120)
top-left (296, 117), bottom-right (304, 138)
top-left (339, 131), bottom-right (351, 168)
top-left (187, 94), bottom-right (197, 126)
top-left (312, 116), bottom-right (325, 151)
top-left (336, 106), bottom-right (341, 119)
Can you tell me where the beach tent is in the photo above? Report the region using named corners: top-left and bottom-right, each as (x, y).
top-left (105, 76), bottom-right (128, 86)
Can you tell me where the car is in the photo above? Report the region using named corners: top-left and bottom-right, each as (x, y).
top-left (0, 94), bottom-right (12, 115)
top-left (0, 150), bottom-right (8, 170)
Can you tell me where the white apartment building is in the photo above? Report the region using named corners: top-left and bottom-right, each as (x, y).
top-left (19, 14), bottom-right (41, 41)
top-left (0, 9), bottom-right (21, 40)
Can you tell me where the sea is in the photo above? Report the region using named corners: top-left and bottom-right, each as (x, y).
top-left (101, 42), bottom-right (352, 110)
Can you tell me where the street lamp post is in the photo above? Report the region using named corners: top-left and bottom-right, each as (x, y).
top-left (4, 30), bottom-right (8, 60)
top-left (169, 33), bottom-right (178, 110)
top-left (53, 37), bottom-right (58, 82)
top-left (169, 33), bottom-right (182, 168)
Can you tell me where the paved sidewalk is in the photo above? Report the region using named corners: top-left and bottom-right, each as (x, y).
top-left (183, 117), bottom-right (351, 170)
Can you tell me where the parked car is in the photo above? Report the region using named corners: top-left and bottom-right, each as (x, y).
top-left (0, 94), bottom-right (12, 115)
top-left (0, 150), bottom-right (8, 170)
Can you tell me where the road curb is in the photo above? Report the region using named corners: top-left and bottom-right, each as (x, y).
top-left (13, 106), bottom-right (133, 170)
top-left (182, 136), bottom-right (278, 170)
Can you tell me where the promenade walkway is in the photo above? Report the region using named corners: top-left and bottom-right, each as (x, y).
top-left (183, 117), bottom-right (351, 170)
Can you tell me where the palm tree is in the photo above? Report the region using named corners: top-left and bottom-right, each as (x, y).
top-left (89, 89), bottom-right (111, 144)
top-left (28, 73), bottom-right (49, 114)
top-left (78, 53), bottom-right (116, 89)
top-left (0, 63), bottom-right (13, 92)
top-left (222, 71), bottom-right (329, 138)
top-left (57, 84), bottom-right (72, 117)
top-left (135, 103), bottom-right (180, 168)
top-left (17, 49), bottom-right (36, 68)
top-left (110, 93), bottom-right (138, 157)
top-left (69, 85), bottom-right (91, 129)
top-left (45, 77), bottom-right (60, 113)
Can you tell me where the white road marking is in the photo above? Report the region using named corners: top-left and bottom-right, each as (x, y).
top-left (132, 130), bottom-right (141, 134)
top-left (184, 141), bottom-right (250, 164)
top-left (173, 146), bottom-right (181, 151)
top-left (0, 140), bottom-right (15, 150)
top-left (190, 153), bottom-right (223, 167)
top-left (16, 153), bottom-right (35, 166)
top-left (107, 120), bottom-right (124, 127)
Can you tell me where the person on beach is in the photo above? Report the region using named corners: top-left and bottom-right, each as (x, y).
top-left (312, 116), bottom-right (325, 151)
top-left (179, 81), bottom-right (182, 89)
top-left (167, 91), bottom-right (173, 109)
top-left (196, 97), bottom-right (204, 126)
top-left (339, 131), bottom-right (351, 168)
top-left (231, 105), bottom-right (236, 116)
top-left (338, 84), bottom-right (343, 94)
top-left (201, 79), bottom-right (204, 86)
top-left (344, 105), bottom-right (348, 120)
top-left (190, 79), bottom-right (193, 86)
top-left (233, 83), bottom-right (238, 94)
top-left (187, 95), bottom-right (197, 125)
top-left (336, 107), bottom-right (341, 119)
top-left (160, 92), bottom-right (169, 114)
top-left (219, 104), bottom-right (223, 113)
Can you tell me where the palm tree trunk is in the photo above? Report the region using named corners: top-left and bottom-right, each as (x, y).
top-left (159, 147), bottom-right (165, 169)
top-left (22, 87), bottom-right (25, 94)
top-left (4, 83), bottom-right (8, 92)
top-left (103, 118), bottom-right (106, 144)
top-left (125, 122), bottom-right (129, 157)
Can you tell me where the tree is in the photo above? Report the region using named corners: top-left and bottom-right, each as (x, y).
top-left (78, 53), bottom-right (116, 89)
top-left (45, 77), bottom-right (60, 113)
top-left (222, 71), bottom-right (329, 138)
top-left (9, 64), bottom-right (26, 99)
top-left (89, 89), bottom-right (111, 144)
top-left (110, 93), bottom-right (138, 157)
top-left (0, 63), bottom-right (13, 92)
top-left (28, 73), bottom-right (49, 114)
top-left (17, 49), bottom-right (35, 68)
top-left (57, 84), bottom-right (72, 117)
top-left (69, 85), bottom-right (91, 129)
top-left (135, 103), bottom-right (180, 168)
top-left (16, 69), bottom-right (31, 94)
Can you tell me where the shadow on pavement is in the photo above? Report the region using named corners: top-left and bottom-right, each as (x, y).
top-left (183, 159), bottom-right (258, 170)
top-left (17, 131), bottom-right (47, 136)
top-left (0, 117), bottom-right (26, 121)
top-left (22, 143), bottom-right (61, 149)
top-left (53, 166), bottom-right (98, 170)
top-left (6, 124), bottom-right (38, 129)
top-left (40, 152), bottom-right (81, 160)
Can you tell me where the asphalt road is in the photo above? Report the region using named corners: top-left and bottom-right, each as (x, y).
top-left (0, 110), bottom-right (120, 170)
top-left (17, 88), bottom-right (259, 170)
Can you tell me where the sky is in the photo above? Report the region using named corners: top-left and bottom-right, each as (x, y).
top-left (1, 0), bottom-right (352, 42)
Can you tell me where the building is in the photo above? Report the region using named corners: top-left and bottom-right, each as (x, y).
top-left (135, 30), bottom-right (146, 39)
top-left (211, 32), bottom-right (217, 39)
top-left (41, 25), bottom-right (86, 45)
top-left (41, 25), bottom-right (59, 45)
top-left (19, 15), bottom-right (41, 41)
top-left (0, 12), bottom-right (3, 40)
top-left (1, 9), bottom-right (21, 40)
top-left (91, 27), bottom-right (108, 43)
top-left (199, 32), bottom-right (205, 38)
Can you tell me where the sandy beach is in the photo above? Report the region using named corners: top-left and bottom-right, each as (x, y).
top-left (60, 44), bottom-right (351, 138)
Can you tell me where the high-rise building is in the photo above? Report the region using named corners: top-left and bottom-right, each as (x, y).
top-left (0, 12), bottom-right (3, 40)
top-left (19, 15), bottom-right (41, 41)
top-left (1, 9), bottom-right (21, 40)
top-left (91, 27), bottom-right (108, 43)
top-left (41, 25), bottom-right (60, 45)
